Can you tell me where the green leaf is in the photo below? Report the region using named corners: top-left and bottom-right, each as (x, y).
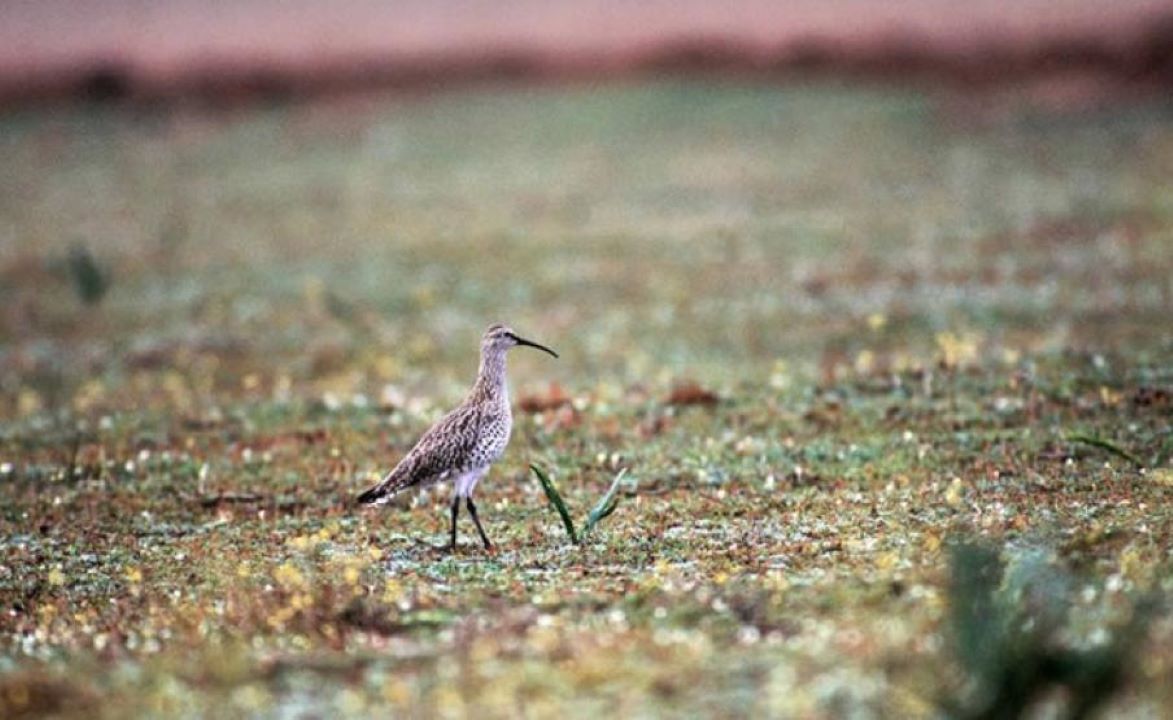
top-left (530, 464), bottom-right (578, 545)
top-left (1067, 433), bottom-right (1144, 467)
top-left (68, 244), bottom-right (109, 305)
top-left (582, 469), bottom-right (626, 539)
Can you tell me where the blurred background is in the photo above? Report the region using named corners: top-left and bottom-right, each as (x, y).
top-left (1, 0), bottom-right (1171, 419)
top-left (3, 1), bottom-right (1173, 104)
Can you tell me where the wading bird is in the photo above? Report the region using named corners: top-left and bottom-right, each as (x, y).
top-left (357, 324), bottom-right (558, 551)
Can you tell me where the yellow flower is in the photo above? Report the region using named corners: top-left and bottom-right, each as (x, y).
top-left (923, 532), bottom-right (942, 554)
top-left (944, 477), bottom-right (965, 507)
top-left (274, 563), bottom-right (306, 589)
top-left (382, 580), bottom-right (404, 604)
top-left (936, 331), bottom-right (980, 369)
top-left (854, 349), bottom-right (876, 374)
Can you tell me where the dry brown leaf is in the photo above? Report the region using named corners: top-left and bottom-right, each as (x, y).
top-left (665, 381), bottom-right (719, 407)
top-left (518, 382), bottom-right (571, 413)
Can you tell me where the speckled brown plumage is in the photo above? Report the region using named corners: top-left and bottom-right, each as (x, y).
top-left (356, 323), bottom-right (557, 550)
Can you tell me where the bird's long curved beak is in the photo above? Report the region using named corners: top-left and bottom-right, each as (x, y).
top-left (511, 334), bottom-right (559, 358)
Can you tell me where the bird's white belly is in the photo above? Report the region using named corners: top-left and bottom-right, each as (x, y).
top-left (454, 466), bottom-right (488, 497)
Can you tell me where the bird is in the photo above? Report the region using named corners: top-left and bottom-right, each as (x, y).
top-left (357, 323), bottom-right (558, 551)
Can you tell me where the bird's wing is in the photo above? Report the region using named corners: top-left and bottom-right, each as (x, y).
top-left (356, 404), bottom-right (483, 505)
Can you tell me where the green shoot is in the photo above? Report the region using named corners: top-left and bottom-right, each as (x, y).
top-left (582, 469), bottom-right (626, 539)
top-left (531, 463), bottom-right (579, 544)
top-left (1067, 433), bottom-right (1145, 467)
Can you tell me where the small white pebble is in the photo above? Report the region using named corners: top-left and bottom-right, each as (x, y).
top-left (738, 625), bottom-right (761, 645)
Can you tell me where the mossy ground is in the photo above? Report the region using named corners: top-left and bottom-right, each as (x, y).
top-left (1, 81), bottom-right (1171, 717)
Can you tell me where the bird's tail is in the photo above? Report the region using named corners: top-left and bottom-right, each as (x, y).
top-left (356, 471), bottom-right (399, 506)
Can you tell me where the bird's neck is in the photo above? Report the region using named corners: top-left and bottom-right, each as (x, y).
top-left (473, 350), bottom-right (509, 402)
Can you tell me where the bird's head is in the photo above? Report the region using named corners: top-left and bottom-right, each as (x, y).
top-left (482, 323), bottom-right (558, 358)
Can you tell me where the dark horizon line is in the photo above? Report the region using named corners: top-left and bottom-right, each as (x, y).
top-left (2, 19), bottom-right (1171, 110)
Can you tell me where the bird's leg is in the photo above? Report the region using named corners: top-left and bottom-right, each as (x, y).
top-left (444, 495), bottom-right (460, 552)
top-left (465, 498), bottom-right (492, 550)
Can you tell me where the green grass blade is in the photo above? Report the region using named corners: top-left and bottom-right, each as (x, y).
top-left (530, 464), bottom-right (579, 545)
top-left (1067, 433), bottom-right (1145, 467)
top-left (68, 244), bottom-right (109, 305)
top-left (582, 469), bottom-right (626, 539)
